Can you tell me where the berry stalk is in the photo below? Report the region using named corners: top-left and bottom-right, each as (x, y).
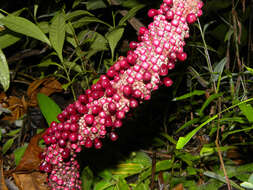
top-left (40, 0), bottom-right (203, 189)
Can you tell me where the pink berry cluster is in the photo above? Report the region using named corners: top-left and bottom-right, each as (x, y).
top-left (39, 0), bottom-right (203, 189)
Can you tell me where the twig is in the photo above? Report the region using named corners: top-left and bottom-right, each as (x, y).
top-left (7, 46), bottom-right (48, 64)
top-left (150, 152), bottom-right (156, 190)
top-left (141, 150), bottom-right (172, 159)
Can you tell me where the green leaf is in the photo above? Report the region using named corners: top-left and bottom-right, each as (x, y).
top-left (213, 58), bottom-right (227, 81)
top-left (0, 49), bottom-right (10, 91)
top-left (0, 15), bottom-right (51, 45)
top-left (240, 182), bottom-right (253, 189)
top-left (239, 102), bottom-right (253, 123)
top-left (244, 65), bottom-right (253, 75)
top-left (111, 163), bottom-right (144, 177)
top-left (0, 30), bottom-right (21, 49)
top-left (176, 118), bottom-right (200, 133)
top-left (106, 27), bottom-right (124, 59)
top-left (94, 181), bottom-right (114, 190)
top-left (14, 143), bottom-right (28, 165)
top-left (173, 90), bottom-right (206, 101)
top-left (7, 128), bottom-right (21, 136)
top-left (2, 138), bottom-right (14, 154)
top-left (133, 183), bottom-right (149, 190)
top-left (50, 13), bottom-right (65, 62)
top-left (119, 4), bottom-right (145, 26)
top-left (198, 92), bottom-right (223, 116)
top-left (116, 178), bottom-right (129, 190)
top-left (176, 115), bottom-right (218, 149)
top-left (65, 10), bottom-right (94, 21)
top-left (37, 93), bottom-right (61, 125)
top-left (204, 171), bottom-right (245, 190)
top-left (86, 0), bottom-right (107, 10)
top-left (130, 151), bottom-right (151, 167)
top-left (81, 166), bottom-right (94, 190)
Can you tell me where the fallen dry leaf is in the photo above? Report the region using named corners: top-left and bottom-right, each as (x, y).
top-left (13, 172), bottom-right (49, 190)
top-left (0, 93), bottom-right (27, 121)
top-left (15, 132), bottom-right (44, 172)
top-left (27, 77), bottom-right (62, 106)
top-left (11, 132), bottom-right (49, 190)
top-left (0, 159), bottom-right (8, 190)
top-left (172, 183), bottom-right (184, 190)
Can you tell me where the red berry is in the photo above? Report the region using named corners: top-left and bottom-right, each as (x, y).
top-left (164, 0), bottom-right (173, 5)
top-left (78, 94), bottom-right (88, 104)
top-left (163, 77), bottom-right (173, 87)
top-left (58, 139), bottom-right (66, 147)
top-left (114, 119), bottom-right (122, 128)
top-left (186, 13), bottom-right (197, 24)
top-left (110, 132), bottom-right (118, 141)
top-left (92, 105), bottom-right (102, 115)
top-left (159, 64), bottom-right (168, 76)
top-left (85, 114), bottom-right (94, 125)
top-left (148, 9), bottom-right (158, 18)
top-left (123, 85), bottom-right (132, 97)
top-left (69, 133), bottom-right (78, 142)
top-left (61, 131), bottom-right (70, 140)
top-left (133, 89), bottom-right (142, 99)
top-left (61, 148), bottom-right (70, 159)
top-left (108, 102), bottom-right (117, 114)
top-left (70, 123), bottom-right (79, 132)
top-left (106, 87), bottom-right (115, 97)
top-left (57, 113), bottom-right (65, 122)
top-left (94, 139), bottom-right (102, 149)
top-left (107, 69), bottom-right (116, 78)
top-left (139, 27), bottom-right (147, 35)
top-left (129, 41), bottom-right (137, 49)
top-left (143, 72), bottom-right (152, 82)
top-left (84, 138), bottom-right (93, 148)
top-left (177, 52), bottom-right (187, 61)
top-left (116, 111), bottom-right (125, 120)
top-left (126, 54), bottom-right (136, 65)
top-left (130, 99), bottom-right (138, 108)
top-left (165, 10), bottom-right (174, 20)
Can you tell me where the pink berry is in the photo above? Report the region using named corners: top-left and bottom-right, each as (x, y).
top-left (143, 72), bottom-right (152, 82)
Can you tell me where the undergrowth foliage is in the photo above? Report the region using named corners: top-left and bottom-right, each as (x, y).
top-left (1, 0), bottom-right (253, 190)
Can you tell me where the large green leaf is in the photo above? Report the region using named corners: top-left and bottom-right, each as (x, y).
top-left (37, 93), bottom-right (61, 125)
top-left (106, 27), bottom-right (124, 59)
top-left (65, 10), bottom-right (94, 21)
top-left (0, 15), bottom-right (51, 45)
top-left (72, 16), bottom-right (112, 28)
top-left (49, 13), bottom-right (65, 62)
top-left (94, 181), bottom-right (114, 190)
top-left (0, 30), bottom-right (21, 49)
top-left (0, 49), bottom-right (10, 91)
